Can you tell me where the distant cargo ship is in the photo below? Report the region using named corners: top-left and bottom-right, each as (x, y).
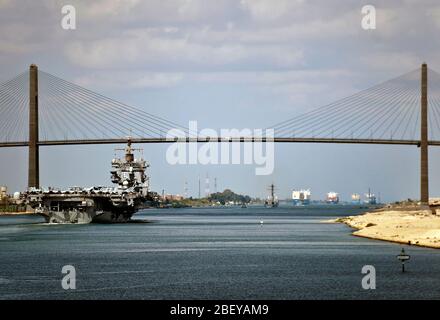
top-left (351, 193), bottom-right (361, 204)
top-left (292, 189), bottom-right (311, 205)
top-left (265, 184), bottom-right (279, 208)
top-left (365, 189), bottom-right (377, 205)
top-left (326, 192), bottom-right (339, 204)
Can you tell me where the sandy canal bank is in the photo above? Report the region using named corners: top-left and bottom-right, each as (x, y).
top-left (330, 208), bottom-right (440, 249)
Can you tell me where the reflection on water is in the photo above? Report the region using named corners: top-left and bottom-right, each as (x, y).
top-left (0, 205), bottom-right (440, 300)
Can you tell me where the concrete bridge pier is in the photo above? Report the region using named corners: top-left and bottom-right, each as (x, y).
top-left (28, 64), bottom-right (39, 189)
top-left (420, 63), bottom-right (428, 205)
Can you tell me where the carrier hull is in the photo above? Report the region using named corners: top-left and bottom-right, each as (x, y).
top-left (38, 209), bottom-right (135, 224)
top-left (31, 192), bottom-right (142, 224)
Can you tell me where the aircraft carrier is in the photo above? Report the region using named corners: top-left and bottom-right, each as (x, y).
top-left (25, 138), bottom-right (151, 223)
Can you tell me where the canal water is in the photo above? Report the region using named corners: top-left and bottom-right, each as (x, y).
top-left (0, 205), bottom-right (439, 300)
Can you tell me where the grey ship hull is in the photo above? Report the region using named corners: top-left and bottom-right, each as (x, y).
top-left (30, 193), bottom-right (141, 224)
top-left (39, 209), bottom-right (134, 224)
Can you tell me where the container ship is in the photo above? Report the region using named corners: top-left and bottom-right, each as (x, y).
top-left (25, 138), bottom-right (151, 224)
top-left (351, 193), bottom-right (361, 204)
top-left (292, 189), bottom-right (311, 205)
top-left (326, 192), bottom-right (339, 204)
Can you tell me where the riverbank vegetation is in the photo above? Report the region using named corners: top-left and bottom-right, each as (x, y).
top-left (157, 189), bottom-right (253, 208)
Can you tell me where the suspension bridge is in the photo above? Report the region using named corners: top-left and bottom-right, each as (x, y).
top-left (0, 63), bottom-right (438, 204)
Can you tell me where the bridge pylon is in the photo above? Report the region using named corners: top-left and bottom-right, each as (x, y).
top-left (420, 63), bottom-right (428, 205)
top-left (28, 64), bottom-right (39, 189)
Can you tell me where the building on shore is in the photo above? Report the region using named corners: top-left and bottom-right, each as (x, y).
top-left (0, 186), bottom-right (7, 201)
top-left (162, 194), bottom-right (184, 201)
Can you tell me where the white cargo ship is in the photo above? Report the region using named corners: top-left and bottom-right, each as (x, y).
top-left (326, 192), bottom-right (339, 204)
top-left (292, 189), bottom-right (311, 205)
top-left (351, 193), bottom-right (361, 204)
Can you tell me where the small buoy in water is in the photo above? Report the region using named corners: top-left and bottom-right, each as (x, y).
top-left (260, 220), bottom-right (264, 225)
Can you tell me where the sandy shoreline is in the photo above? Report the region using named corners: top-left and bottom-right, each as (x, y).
top-left (329, 209), bottom-right (440, 249)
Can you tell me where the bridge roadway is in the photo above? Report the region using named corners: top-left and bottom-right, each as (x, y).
top-left (0, 137), bottom-right (439, 148)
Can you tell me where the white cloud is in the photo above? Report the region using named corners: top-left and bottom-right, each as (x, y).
top-left (75, 71), bottom-right (184, 90)
top-left (186, 15), bottom-right (359, 46)
top-left (73, 0), bottom-right (238, 26)
top-left (360, 52), bottom-right (422, 72)
top-left (0, 0), bottom-right (439, 106)
top-left (0, 23), bottom-right (45, 54)
top-left (133, 73), bottom-right (184, 88)
top-left (80, 0), bottom-right (141, 18)
top-left (0, 0), bottom-right (11, 8)
top-left (426, 5), bottom-right (440, 29)
top-left (240, 0), bottom-right (305, 22)
top-left (188, 69), bottom-right (350, 85)
top-left (65, 28), bottom-right (305, 70)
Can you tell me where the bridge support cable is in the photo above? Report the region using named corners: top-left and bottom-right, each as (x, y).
top-left (268, 68), bottom-right (426, 141)
top-left (0, 72), bottom-right (28, 142)
top-left (37, 70), bottom-right (193, 141)
top-left (270, 69), bottom-right (419, 134)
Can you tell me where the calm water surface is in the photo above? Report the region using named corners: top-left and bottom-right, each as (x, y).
top-left (0, 205), bottom-right (439, 299)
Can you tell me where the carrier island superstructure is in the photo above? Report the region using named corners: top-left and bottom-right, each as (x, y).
top-left (25, 138), bottom-right (150, 223)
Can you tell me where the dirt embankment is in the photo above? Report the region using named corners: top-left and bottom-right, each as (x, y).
top-left (330, 209), bottom-right (440, 248)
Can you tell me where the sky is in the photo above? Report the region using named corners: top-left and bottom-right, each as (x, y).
top-left (1, 0), bottom-right (440, 201)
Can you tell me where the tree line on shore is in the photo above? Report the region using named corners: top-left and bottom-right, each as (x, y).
top-left (155, 189), bottom-right (253, 208)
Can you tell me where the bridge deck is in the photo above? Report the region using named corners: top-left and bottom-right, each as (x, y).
top-left (0, 137), bottom-right (439, 147)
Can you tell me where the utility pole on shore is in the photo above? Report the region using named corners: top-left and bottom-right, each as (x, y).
top-left (183, 180), bottom-right (188, 198)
